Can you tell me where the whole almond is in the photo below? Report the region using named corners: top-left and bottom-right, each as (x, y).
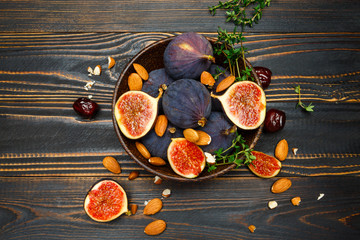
top-left (148, 157), bottom-right (166, 166)
top-left (195, 130), bottom-right (212, 145)
top-left (128, 72), bottom-right (143, 90)
top-left (143, 198), bottom-right (163, 215)
top-left (130, 204), bottom-right (138, 215)
top-left (200, 71), bottom-right (215, 87)
top-left (183, 128), bottom-right (200, 143)
top-left (128, 170), bottom-right (139, 180)
top-left (271, 178), bottom-right (292, 193)
top-left (155, 115), bottom-right (168, 137)
top-left (144, 219), bottom-right (166, 236)
top-left (275, 139), bottom-right (288, 161)
top-left (135, 142), bottom-right (151, 159)
top-left (102, 156), bottom-right (121, 174)
top-left (133, 63), bottom-right (149, 80)
top-left (216, 75), bottom-right (235, 92)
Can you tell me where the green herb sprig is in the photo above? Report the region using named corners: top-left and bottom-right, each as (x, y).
top-left (207, 132), bottom-right (256, 172)
top-left (294, 85), bottom-right (315, 112)
top-left (209, 0), bottom-right (271, 81)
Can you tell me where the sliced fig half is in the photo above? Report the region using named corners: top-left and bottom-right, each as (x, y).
top-left (167, 138), bottom-right (206, 178)
top-left (84, 179), bottom-right (128, 222)
top-left (248, 151), bottom-right (281, 178)
top-left (114, 89), bottom-right (162, 139)
top-left (211, 81), bottom-right (266, 130)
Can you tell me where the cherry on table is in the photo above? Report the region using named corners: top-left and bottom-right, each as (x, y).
top-left (254, 66), bottom-right (272, 89)
top-left (264, 109), bottom-right (286, 133)
top-left (73, 97), bottom-right (99, 119)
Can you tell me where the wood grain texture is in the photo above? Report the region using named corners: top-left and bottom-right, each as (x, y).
top-left (0, 0), bottom-right (359, 33)
top-left (0, 176), bottom-right (359, 239)
top-left (0, 32), bottom-right (359, 178)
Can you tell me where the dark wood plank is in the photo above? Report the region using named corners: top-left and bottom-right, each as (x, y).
top-left (0, 0), bottom-right (359, 33)
top-left (0, 176), bottom-right (359, 239)
top-left (0, 32), bottom-right (359, 177)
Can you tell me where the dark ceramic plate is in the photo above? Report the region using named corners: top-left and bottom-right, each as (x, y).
top-left (112, 36), bottom-right (263, 182)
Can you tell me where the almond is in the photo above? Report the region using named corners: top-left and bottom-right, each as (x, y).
top-left (271, 178), bottom-right (292, 193)
top-left (148, 157), bottom-right (166, 166)
top-left (135, 142), bottom-right (151, 159)
top-left (183, 128), bottom-right (200, 143)
top-left (130, 204), bottom-right (138, 214)
top-left (133, 63), bottom-right (149, 80)
top-left (144, 219), bottom-right (166, 236)
top-left (162, 188), bottom-right (171, 198)
top-left (93, 65), bottom-right (101, 75)
top-left (248, 225), bottom-right (256, 233)
top-left (154, 176), bottom-right (163, 185)
top-left (128, 170), bottom-right (139, 180)
top-left (195, 130), bottom-right (212, 145)
top-left (216, 75), bottom-right (235, 92)
top-left (291, 196), bottom-right (301, 206)
top-left (275, 139), bottom-right (288, 161)
top-left (108, 56), bottom-right (116, 69)
top-left (154, 115), bottom-right (168, 137)
top-left (143, 198), bottom-right (162, 215)
top-left (200, 71), bottom-right (215, 87)
top-left (102, 156), bottom-right (121, 174)
top-left (128, 72), bottom-right (143, 91)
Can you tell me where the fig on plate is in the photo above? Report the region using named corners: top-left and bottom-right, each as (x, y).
top-left (248, 151), bottom-right (281, 178)
top-left (162, 79), bottom-right (212, 129)
top-left (84, 179), bottom-right (128, 222)
top-left (167, 138), bottom-right (206, 178)
top-left (164, 32), bottom-right (215, 80)
top-left (200, 112), bottom-right (237, 154)
top-left (114, 89), bottom-right (162, 139)
top-left (142, 68), bottom-right (174, 111)
top-left (211, 81), bottom-right (266, 130)
top-left (141, 123), bottom-right (182, 160)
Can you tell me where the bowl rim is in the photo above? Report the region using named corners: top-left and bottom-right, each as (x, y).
top-left (112, 35), bottom-right (263, 182)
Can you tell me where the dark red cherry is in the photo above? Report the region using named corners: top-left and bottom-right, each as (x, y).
top-left (264, 109), bottom-right (286, 133)
top-left (254, 66), bottom-right (272, 89)
top-left (73, 97), bottom-right (99, 119)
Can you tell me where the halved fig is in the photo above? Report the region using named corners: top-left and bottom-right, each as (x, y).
top-left (167, 138), bottom-right (206, 178)
top-left (211, 81), bottom-right (266, 130)
top-left (84, 179), bottom-right (128, 222)
top-left (114, 89), bottom-right (162, 139)
top-left (248, 151), bottom-right (281, 178)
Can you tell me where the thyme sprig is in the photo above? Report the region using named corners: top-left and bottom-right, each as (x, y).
top-left (294, 85), bottom-right (315, 112)
top-left (207, 132), bottom-right (256, 172)
top-left (209, 0), bottom-right (271, 81)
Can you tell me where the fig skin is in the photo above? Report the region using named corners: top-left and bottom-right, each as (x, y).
top-left (141, 123), bottom-right (182, 161)
top-left (200, 112), bottom-right (237, 154)
top-left (162, 79), bottom-right (212, 129)
top-left (142, 68), bottom-right (174, 112)
top-left (164, 32), bottom-right (214, 80)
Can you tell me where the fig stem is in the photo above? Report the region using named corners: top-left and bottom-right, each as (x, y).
top-left (156, 87), bottom-right (164, 100)
top-left (198, 117), bottom-right (207, 127)
top-left (221, 125), bottom-right (237, 135)
top-left (210, 92), bottom-right (219, 99)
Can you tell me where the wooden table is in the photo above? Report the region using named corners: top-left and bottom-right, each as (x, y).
top-left (1, 1), bottom-right (359, 239)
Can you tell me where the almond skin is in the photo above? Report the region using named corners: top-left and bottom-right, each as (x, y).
top-left (200, 71), bottom-right (215, 87)
top-left (128, 73), bottom-right (143, 91)
top-left (216, 75), bottom-right (235, 92)
top-left (144, 219), bottom-right (166, 236)
top-left (143, 198), bottom-right (162, 215)
top-left (195, 130), bottom-right (212, 146)
top-left (148, 157), bottom-right (166, 166)
top-left (155, 115), bottom-right (168, 137)
top-left (128, 170), bottom-right (139, 180)
top-left (271, 178), bottom-right (292, 193)
top-left (275, 139), bottom-right (289, 161)
top-left (102, 156), bottom-right (121, 174)
top-left (135, 142), bottom-right (151, 159)
top-left (133, 63), bottom-right (149, 80)
top-left (183, 128), bottom-right (200, 143)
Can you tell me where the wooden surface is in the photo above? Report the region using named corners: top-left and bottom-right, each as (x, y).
top-left (1, 0), bottom-right (360, 239)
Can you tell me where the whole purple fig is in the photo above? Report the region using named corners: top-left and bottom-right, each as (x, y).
top-left (164, 32), bottom-right (215, 80)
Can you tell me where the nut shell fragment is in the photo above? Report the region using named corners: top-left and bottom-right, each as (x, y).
top-left (248, 225), bottom-right (256, 233)
top-left (291, 196), bottom-right (301, 206)
top-left (108, 56), bottom-right (115, 69)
